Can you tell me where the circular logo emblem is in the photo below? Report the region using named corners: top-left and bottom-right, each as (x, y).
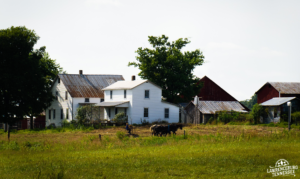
top-left (275, 159), bottom-right (289, 167)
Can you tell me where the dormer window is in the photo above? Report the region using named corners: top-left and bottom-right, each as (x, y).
top-left (85, 98), bottom-right (89, 102)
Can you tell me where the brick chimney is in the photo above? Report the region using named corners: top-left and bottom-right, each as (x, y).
top-left (131, 75), bottom-right (135, 81)
top-left (79, 70), bottom-right (83, 75)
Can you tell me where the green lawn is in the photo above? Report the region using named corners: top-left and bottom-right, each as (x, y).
top-left (0, 126), bottom-right (299, 178)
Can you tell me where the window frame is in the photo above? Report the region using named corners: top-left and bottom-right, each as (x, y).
top-left (65, 91), bottom-right (68, 100)
top-left (124, 108), bottom-right (127, 116)
top-left (110, 90), bottom-right (113, 99)
top-left (108, 108), bottom-right (111, 118)
top-left (115, 108), bottom-right (118, 115)
top-left (61, 109), bottom-right (63, 119)
top-left (55, 91), bottom-right (58, 100)
top-left (124, 90), bottom-right (126, 99)
top-left (164, 108), bottom-right (169, 119)
top-left (58, 78), bottom-right (60, 84)
top-left (53, 109), bottom-right (56, 119)
top-left (144, 108), bottom-right (149, 118)
top-left (100, 99), bottom-right (104, 102)
top-left (144, 90), bottom-right (150, 99)
top-left (66, 108), bottom-right (69, 119)
top-left (85, 98), bottom-right (89, 103)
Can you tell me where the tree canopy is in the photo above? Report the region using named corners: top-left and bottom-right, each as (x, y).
top-left (0, 26), bottom-right (64, 133)
top-left (240, 94), bottom-right (257, 110)
top-left (128, 35), bottom-right (204, 103)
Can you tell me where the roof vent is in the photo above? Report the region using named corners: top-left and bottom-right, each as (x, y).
top-left (132, 75), bottom-right (135, 81)
top-left (79, 70), bottom-right (83, 75)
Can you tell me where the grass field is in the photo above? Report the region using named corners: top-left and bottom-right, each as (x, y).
top-left (0, 125), bottom-right (300, 178)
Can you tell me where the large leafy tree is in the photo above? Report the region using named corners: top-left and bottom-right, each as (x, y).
top-left (0, 26), bottom-right (63, 138)
top-left (240, 94), bottom-right (257, 110)
top-left (128, 35), bottom-right (204, 103)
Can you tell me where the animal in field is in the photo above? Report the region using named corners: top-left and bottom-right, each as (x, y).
top-left (169, 124), bottom-right (183, 135)
top-left (150, 124), bottom-right (161, 136)
top-left (150, 124), bottom-right (184, 137)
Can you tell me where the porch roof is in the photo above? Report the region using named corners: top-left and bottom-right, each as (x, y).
top-left (95, 101), bottom-right (129, 107)
top-left (260, 97), bottom-right (296, 106)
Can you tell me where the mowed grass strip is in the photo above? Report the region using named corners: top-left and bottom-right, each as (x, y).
top-left (0, 126), bottom-right (299, 179)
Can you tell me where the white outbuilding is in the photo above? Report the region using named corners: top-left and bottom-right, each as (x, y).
top-left (97, 78), bottom-right (179, 124)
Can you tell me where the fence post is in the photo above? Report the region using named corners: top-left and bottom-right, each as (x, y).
top-left (99, 134), bottom-right (101, 141)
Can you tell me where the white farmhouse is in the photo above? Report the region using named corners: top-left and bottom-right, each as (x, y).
top-left (45, 70), bottom-right (124, 127)
top-left (97, 77), bottom-right (179, 124)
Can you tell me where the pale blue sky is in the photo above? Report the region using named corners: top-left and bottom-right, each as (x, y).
top-left (1, 0), bottom-right (299, 100)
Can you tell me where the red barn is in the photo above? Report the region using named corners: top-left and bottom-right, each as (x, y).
top-left (255, 82), bottom-right (300, 104)
top-left (181, 76), bottom-right (249, 124)
top-left (197, 76), bottom-right (237, 101)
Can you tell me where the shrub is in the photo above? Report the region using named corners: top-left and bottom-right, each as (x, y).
top-left (116, 131), bottom-right (126, 140)
top-left (112, 112), bottom-right (127, 124)
top-left (251, 104), bottom-right (264, 124)
top-left (208, 117), bottom-right (214, 124)
top-left (140, 119), bottom-right (149, 125)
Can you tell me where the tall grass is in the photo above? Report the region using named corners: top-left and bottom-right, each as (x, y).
top-left (0, 126), bottom-right (299, 178)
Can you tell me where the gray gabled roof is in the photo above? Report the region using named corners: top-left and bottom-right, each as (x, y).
top-left (186, 101), bottom-right (248, 114)
top-left (58, 74), bottom-right (124, 98)
top-left (260, 97), bottom-right (296, 106)
top-left (256, 82), bottom-right (300, 94)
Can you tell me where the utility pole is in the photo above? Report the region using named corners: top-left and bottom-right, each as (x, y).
top-left (287, 102), bottom-right (292, 131)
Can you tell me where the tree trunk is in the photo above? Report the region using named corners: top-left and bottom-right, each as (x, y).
top-left (30, 115), bottom-right (34, 129)
top-left (7, 124), bottom-right (10, 141)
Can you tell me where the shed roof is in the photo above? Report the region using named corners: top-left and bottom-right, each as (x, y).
top-left (260, 97), bottom-right (296, 106)
top-left (256, 82), bottom-right (300, 94)
top-left (95, 101), bottom-right (129, 107)
top-left (102, 80), bottom-right (162, 90)
top-left (58, 74), bottom-right (124, 98)
top-left (187, 101), bottom-right (248, 114)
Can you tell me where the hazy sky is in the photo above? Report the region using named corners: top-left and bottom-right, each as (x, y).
top-left (1, 0), bottom-right (299, 101)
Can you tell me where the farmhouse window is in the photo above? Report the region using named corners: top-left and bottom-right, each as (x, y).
top-left (65, 91), bottom-right (68, 100)
top-left (124, 108), bottom-right (127, 116)
top-left (108, 108), bottom-right (111, 118)
top-left (85, 98), bottom-right (89, 102)
top-left (144, 108), bottom-right (149, 117)
top-left (53, 109), bottom-right (56, 119)
top-left (124, 90), bottom-right (126, 98)
top-left (55, 91), bottom-right (58, 100)
top-left (145, 90), bottom-right (149, 99)
top-left (110, 91), bottom-right (113, 99)
top-left (61, 109), bottom-right (63, 119)
top-left (58, 78), bottom-right (60, 84)
top-left (66, 108), bottom-right (69, 119)
top-left (164, 108), bottom-right (169, 118)
top-left (115, 108), bottom-right (118, 115)
top-left (49, 110), bottom-right (51, 119)
top-left (101, 99), bottom-right (104, 102)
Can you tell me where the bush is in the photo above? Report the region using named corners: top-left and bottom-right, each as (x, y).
top-left (112, 112), bottom-right (127, 124)
top-left (152, 119), bottom-right (168, 124)
top-left (140, 119), bottom-right (149, 125)
top-left (116, 131), bottom-right (126, 140)
top-left (208, 117), bottom-right (214, 124)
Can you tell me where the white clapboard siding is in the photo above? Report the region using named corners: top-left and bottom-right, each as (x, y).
top-left (103, 81), bottom-right (179, 124)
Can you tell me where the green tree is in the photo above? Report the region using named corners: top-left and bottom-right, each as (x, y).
top-left (128, 35), bottom-right (204, 103)
top-left (240, 94), bottom-right (257, 110)
top-left (251, 103), bottom-right (264, 124)
top-left (0, 26), bottom-right (64, 139)
top-left (75, 105), bottom-right (101, 125)
top-left (292, 111), bottom-right (300, 125)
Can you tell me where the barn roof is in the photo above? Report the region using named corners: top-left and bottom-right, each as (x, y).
top-left (58, 74), bottom-right (124, 98)
top-left (256, 82), bottom-right (300, 94)
top-left (260, 97), bottom-right (296, 106)
top-left (186, 101), bottom-right (248, 114)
